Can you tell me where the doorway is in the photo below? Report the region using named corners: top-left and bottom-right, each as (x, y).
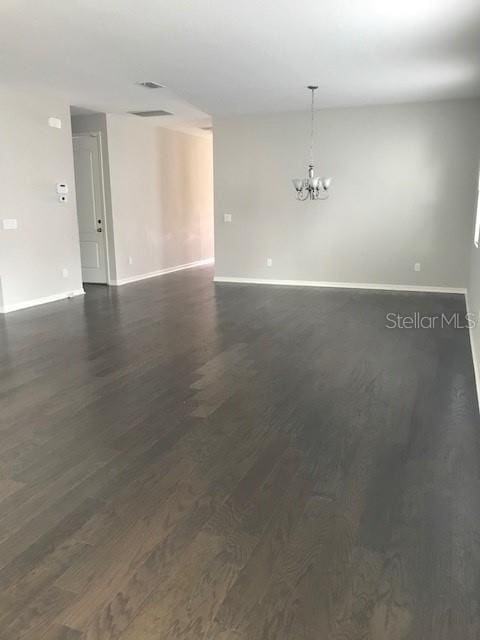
top-left (72, 133), bottom-right (109, 284)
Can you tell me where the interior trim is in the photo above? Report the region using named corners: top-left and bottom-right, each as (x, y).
top-left (111, 257), bottom-right (214, 286)
top-left (213, 276), bottom-right (466, 295)
top-left (466, 293), bottom-right (480, 412)
top-left (0, 289), bottom-right (85, 314)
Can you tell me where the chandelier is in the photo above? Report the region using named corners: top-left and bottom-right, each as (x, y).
top-left (292, 86), bottom-right (332, 201)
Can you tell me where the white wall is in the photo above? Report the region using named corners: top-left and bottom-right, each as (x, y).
top-left (105, 115), bottom-right (214, 282)
top-left (0, 86), bottom-right (83, 312)
top-left (214, 98), bottom-right (480, 290)
top-left (467, 187), bottom-right (480, 404)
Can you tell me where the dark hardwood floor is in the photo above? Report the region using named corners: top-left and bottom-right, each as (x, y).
top-left (0, 264), bottom-right (479, 639)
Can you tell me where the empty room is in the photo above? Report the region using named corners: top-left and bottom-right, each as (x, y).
top-left (0, 1), bottom-right (480, 639)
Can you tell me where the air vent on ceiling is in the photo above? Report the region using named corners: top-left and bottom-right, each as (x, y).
top-left (136, 81), bottom-right (165, 89)
top-left (129, 110), bottom-right (173, 117)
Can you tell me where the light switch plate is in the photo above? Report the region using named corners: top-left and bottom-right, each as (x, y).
top-left (224, 213), bottom-right (232, 223)
top-left (48, 117), bottom-right (62, 129)
top-left (2, 219), bottom-right (18, 230)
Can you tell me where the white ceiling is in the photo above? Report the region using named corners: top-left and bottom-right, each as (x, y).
top-left (1, 0), bottom-right (479, 125)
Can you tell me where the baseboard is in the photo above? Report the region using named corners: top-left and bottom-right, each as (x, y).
top-left (0, 289), bottom-right (85, 314)
top-left (213, 276), bottom-right (466, 295)
top-left (111, 258), bottom-right (214, 286)
top-left (466, 293), bottom-right (480, 413)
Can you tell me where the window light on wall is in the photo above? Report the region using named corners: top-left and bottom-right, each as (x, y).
top-left (474, 171), bottom-right (480, 248)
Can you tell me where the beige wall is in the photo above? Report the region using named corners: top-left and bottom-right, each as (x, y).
top-left (105, 115), bottom-right (214, 282)
top-left (214, 98), bottom-right (480, 290)
top-left (0, 86), bottom-right (83, 311)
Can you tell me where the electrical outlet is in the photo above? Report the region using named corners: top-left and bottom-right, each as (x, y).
top-left (414, 262), bottom-right (421, 272)
top-left (62, 268), bottom-right (69, 278)
top-left (224, 213), bottom-right (232, 223)
top-left (266, 258), bottom-right (273, 267)
top-left (128, 256), bottom-right (133, 265)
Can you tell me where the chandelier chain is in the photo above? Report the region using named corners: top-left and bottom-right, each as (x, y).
top-left (309, 87), bottom-right (315, 166)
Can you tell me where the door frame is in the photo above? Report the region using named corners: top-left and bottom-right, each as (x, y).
top-left (72, 131), bottom-right (111, 285)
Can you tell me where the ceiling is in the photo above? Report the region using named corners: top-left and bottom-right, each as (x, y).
top-left (1, 0), bottom-right (479, 126)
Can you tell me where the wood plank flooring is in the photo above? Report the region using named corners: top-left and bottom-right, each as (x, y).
top-left (0, 264), bottom-right (479, 639)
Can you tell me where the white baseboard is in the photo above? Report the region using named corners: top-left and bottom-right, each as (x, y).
top-left (466, 293), bottom-right (480, 413)
top-left (0, 289), bottom-right (85, 314)
top-left (213, 276), bottom-right (466, 295)
top-left (111, 258), bottom-right (214, 286)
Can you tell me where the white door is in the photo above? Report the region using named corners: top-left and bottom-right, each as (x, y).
top-left (73, 134), bottom-right (108, 284)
